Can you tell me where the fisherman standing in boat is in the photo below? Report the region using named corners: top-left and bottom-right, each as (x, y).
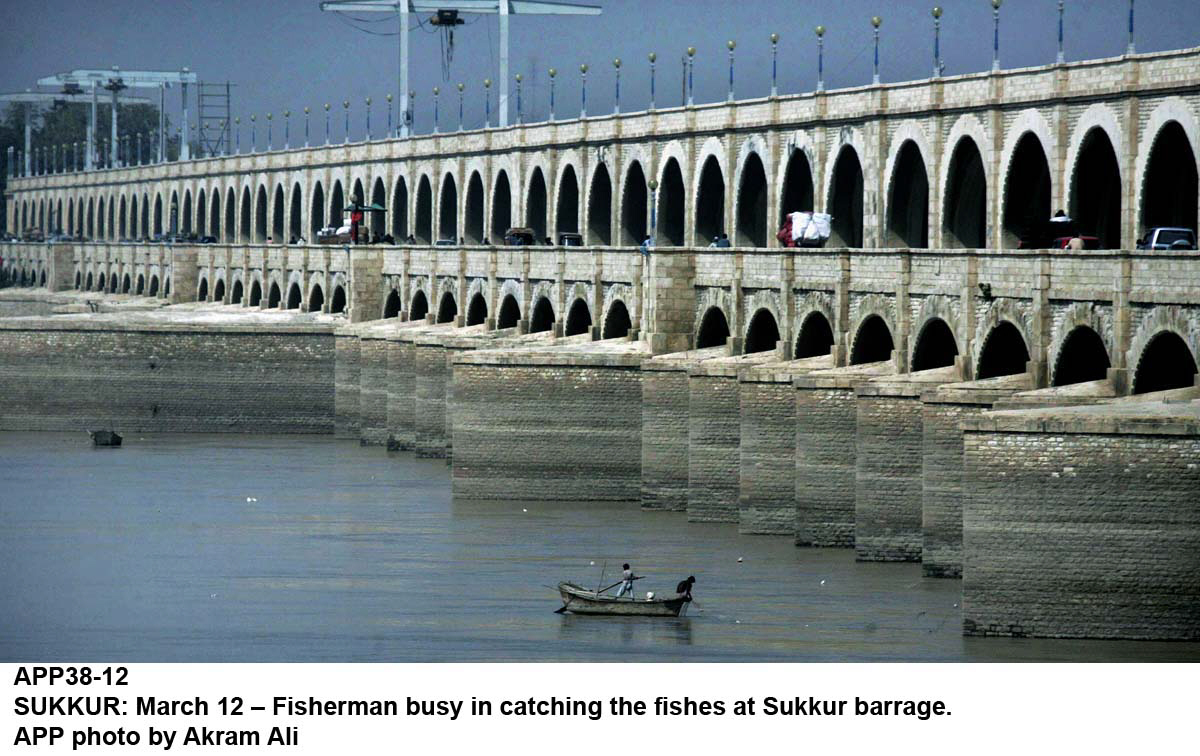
top-left (675, 576), bottom-right (696, 601)
top-left (615, 563), bottom-right (638, 599)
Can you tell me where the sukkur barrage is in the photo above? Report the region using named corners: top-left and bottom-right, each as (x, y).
top-left (762, 697), bottom-right (949, 720)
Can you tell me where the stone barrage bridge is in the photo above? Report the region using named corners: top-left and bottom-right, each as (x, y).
top-left (2, 46), bottom-right (1199, 643)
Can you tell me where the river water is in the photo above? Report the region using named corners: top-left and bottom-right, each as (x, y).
top-left (1, 432), bottom-right (1196, 662)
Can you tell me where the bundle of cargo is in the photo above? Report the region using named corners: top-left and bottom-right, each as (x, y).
top-left (776, 212), bottom-right (832, 248)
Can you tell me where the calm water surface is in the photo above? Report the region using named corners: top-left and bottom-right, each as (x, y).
top-left (2, 432), bottom-right (1197, 662)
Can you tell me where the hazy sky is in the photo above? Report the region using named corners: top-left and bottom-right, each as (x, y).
top-left (2, 0), bottom-right (1197, 140)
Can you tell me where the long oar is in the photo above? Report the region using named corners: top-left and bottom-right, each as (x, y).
top-left (596, 576), bottom-right (643, 595)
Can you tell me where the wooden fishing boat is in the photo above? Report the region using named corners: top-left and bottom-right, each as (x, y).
top-left (89, 430), bottom-right (122, 447)
top-left (556, 581), bottom-right (689, 617)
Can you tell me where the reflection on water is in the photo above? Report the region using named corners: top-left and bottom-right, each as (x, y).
top-left (1, 432), bottom-right (1196, 662)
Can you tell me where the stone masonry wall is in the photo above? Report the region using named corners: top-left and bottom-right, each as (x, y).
top-left (386, 333), bottom-right (416, 450)
top-left (451, 349), bottom-right (646, 501)
top-left (738, 378), bottom-right (797, 535)
top-left (0, 319), bottom-right (335, 433)
top-left (640, 367), bottom-right (691, 511)
top-left (334, 332), bottom-right (360, 439)
top-left (962, 415), bottom-right (1200, 640)
top-left (414, 342), bottom-right (452, 458)
top-left (687, 373), bottom-right (742, 523)
top-left (358, 335), bottom-right (390, 445)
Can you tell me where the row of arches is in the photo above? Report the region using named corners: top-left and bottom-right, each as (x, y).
top-left (17, 102), bottom-right (1197, 251)
top-left (72, 269), bottom-right (168, 297)
top-left (381, 286), bottom-right (634, 341)
top-left (693, 304), bottom-right (1197, 395)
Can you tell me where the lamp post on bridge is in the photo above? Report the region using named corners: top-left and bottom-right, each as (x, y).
top-left (433, 87), bottom-right (441, 133)
top-left (548, 68), bottom-right (556, 122)
top-left (932, 7), bottom-right (943, 78)
top-left (284, 110), bottom-right (291, 149)
top-left (515, 74), bottom-right (523, 124)
top-left (613, 58), bottom-right (621, 115)
top-left (235, 117), bottom-right (241, 154)
top-left (1057, 0), bottom-right (1065, 64)
top-left (770, 33), bottom-right (779, 97)
top-left (365, 97), bottom-right (372, 140)
top-left (727, 39), bottom-right (736, 102)
top-left (408, 90), bottom-right (415, 136)
top-left (250, 114), bottom-right (257, 153)
top-left (484, 79), bottom-right (492, 128)
top-left (872, 16), bottom-right (882, 85)
top-left (1127, 0), bottom-right (1135, 55)
top-left (991, 0), bottom-right (1002, 72)
top-left (648, 52), bottom-right (657, 111)
top-left (266, 113), bottom-right (273, 151)
top-left (342, 100), bottom-right (350, 143)
top-left (457, 83), bottom-right (464, 131)
top-left (648, 177), bottom-right (658, 242)
top-left (815, 26), bottom-right (825, 92)
top-left (386, 93), bottom-right (392, 136)
top-left (579, 63), bottom-right (588, 118)
top-left (324, 103), bottom-right (331, 145)
top-left (686, 47), bottom-right (695, 105)
top-left (135, 134), bottom-right (141, 165)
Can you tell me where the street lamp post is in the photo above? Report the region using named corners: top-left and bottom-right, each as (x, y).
top-left (932, 6), bottom-right (943, 78)
top-left (686, 47), bottom-right (695, 105)
top-left (727, 40), bottom-right (736, 102)
top-left (1057, 0), bottom-right (1065, 63)
top-left (770, 33), bottom-right (779, 97)
top-left (872, 16), bottom-right (883, 85)
top-left (992, 0), bottom-right (1002, 72)
top-left (251, 115), bottom-right (257, 152)
top-left (284, 110), bottom-right (290, 149)
top-left (648, 52), bottom-right (657, 110)
top-left (266, 113), bottom-right (273, 151)
top-left (324, 103), bottom-right (331, 145)
top-left (613, 58), bottom-right (621, 115)
top-left (457, 83), bottom-right (464, 131)
top-left (580, 63), bottom-right (588, 118)
top-left (648, 177), bottom-right (658, 240)
top-left (365, 97), bottom-right (372, 140)
top-left (386, 93), bottom-right (393, 136)
top-left (304, 107), bottom-right (310, 147)
top-left (484, 79), bottom-right (492, 128)
top-left (816, 26), bottom-right (825, 92)
top-left (549, 68), bottom-right (557, 121)
top-left (343, 100), bottom-right (350, 142)
top-left (515, 74), bottom-right (523, 124)
top-left (433, 87), bottom-right (441, 133)
top-left (1127, 0), bottom-right (1135, 54)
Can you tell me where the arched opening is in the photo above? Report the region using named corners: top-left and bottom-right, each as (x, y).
top-left (209, 191), bottom-right (220, 240)
top-left (231, 279), bottom-right (244, 305)
top-left (780, 148), bottom-right (815, 225)
top-left (331, 285), bottom-right (346, 314)
top-left (696, 306), bottom-right (730, 349)
top-left (529, 296), bottom-right (555, 333)
top-left (86, 198), bottom-right (94, 237)
top-left (621, 161), bottom-right (648, 245)
top-left (911, 317), bottom-right (959, 371)
top-left (976, 321), bottom-right (1030, 379)
top-left (828, 145), bottom-right (864, 247)
top-left (850, 315), bottom-right (894, 365)
top-left (121, 273), bottom-right (131, 294)
top-left (1003, 133), bottom-right (1052, 248)
top-left (118, 196), bottom-right (127, 238)
top-left (197, 278), bottom-right (208, 301)
top-left (744, 308), bottom-right (780, 354)
top-left (289, 184), bottom-right (302, 240)
top-left (97, 197), bottom-right (105, 238)
top-left (182, 191), bottom-right (192, 234)
top-left (40, 270), bottom-right (47, 287)
top-left (1053, 326), bottom-right (1111, 386)
top-left (464, 172), bottom-right (485, 243)
top-left (658, 158), bottom-right (686, 246)
top-left (564, 298), bottom-right (592, 336)
top-left (497, 294), bottom-right (520, 328)
top-left (795, 311), bottom-right (834, 358)
top-left (556, 165), bottom-right (579, 235)
top-left (309, 284), bottom-right (325, 313)
top-left (1070, 127), bottom-right (1122, 248)
top-left (392, 177), bottom-right (409, 239)
top-left (587, 164), bottom-right (612, 245)
top-left (370, 177), bottom-right (387, 239)
top-left (249, 279), bottom-right (262, 307)
top-left (81, 271), bottom-right (91, 291)
top-left (603, 300), bottom-right (632, 339)
top-left (148, 275), bottom-right (159, 296)
top-left (383, 289), bottom-right (402, 318)
top-left (107, 273), bottom-right (116, 293)
top-left (128, 196), bottom-right (137, 238)
top-left (1132, 331), bottom-right (1198, 394)
top-left (135, 273), bottom-right (144, 295)
top-left (436, 291), bottom-right (458, 323)
top-left (491, 171), bottom-right (512, 240)
top-left (415, 176), bottom-right (433, 243)
top-left (97, 273), bottom-right (106, 291)
top-left (311, 182), bottom-right (326, 235)
top-left (68, 198), bottom-right (75, 235)
top-left (736, 152), bottom-right (768, 247)
top-left (352, 178), bottom-right (364, 208)
top-left (196, 189), bottom-right (206, 236)
top-left (213, 279), bottom-right (226, 302)
top-left (224, 188), bottom-right (235, 242)
top-left (466, 292), bottom-right (488, 325)
top-left (165, 278), bottom-right (171, 297)
top-left (409, 289), bottom-right (429, 320)
top-left (272, 185), bottom-right (285, 241)
top-left (694, 155), bottom-right (725, 244)
top-left (75, 271), bottom-right (82, 290)
top-left (267, 281), bottom-right (281, 308)
top-left (887, 141), bottom-right (929, 248)
top-left (526, 168), bottom-right (547, 240)
top-left (438, 174), bottom-right (457, 242)
top-left (1140, 121), bottom-right (1198, 239)
top-left (286, 282), bottom-right (302, 310)
top-left (329, 181), bottom-right (345, 234)
top-left (239, 187), bottom-right (252, 242)
top-left (944, 137), bottom-right (987, 249)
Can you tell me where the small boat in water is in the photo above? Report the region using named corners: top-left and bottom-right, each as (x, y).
top-left (556, 581), bottom-right (689, 617)
top-left (90, 430), bottom-right (123, 447)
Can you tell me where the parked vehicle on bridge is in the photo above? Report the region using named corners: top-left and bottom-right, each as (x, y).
top-left (1137, 227), bottom-right (1197, 251)
top-left (434, 238), bottom-right (457, 246)
top-left (504, 227), bottom-right (535, 245)
top-left (558, 232), bottom-right (583, 246)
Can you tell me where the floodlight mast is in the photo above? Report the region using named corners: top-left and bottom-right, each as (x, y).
top-left (0, 90), bottom-right (152, 174)
top-left (319, 1), bottom-right (600, 131)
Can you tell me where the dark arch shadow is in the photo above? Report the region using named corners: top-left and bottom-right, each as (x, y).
top-left (526, 168), bottom-right (548, 241)
top-left (383, 289), bottom-right (402, 318)
top-left (249, 280), bottom-right (262, 307)
top-left (231, 279), bottom-right (244, 305)
top-left (621, 162), bottom-right (647, 245)
top-left (564, 298), bottom-right (592, 336)
top-left (1003, 133), bottom-right (1052, 248)
top-left (497, 294), bottom-right (521, 329)
top-left (415, 176), bottom-right (433, 243)
top-left (588, 164), bottom-right (613, 245)
top-left (887, 141), bottom-right (929, 248)
top-left (795, 311), bottom-right (834, 358)
top-left (911, 318), bottom-right (959, 371)
top-left (466, 292), bottom-right (488, 326)
top-left (1132, 331), bottom-right (1198, 394)
top-left (286, 283), bottom-right (302, 310)
top-left (695, 155), bottom-right (725, 244)
top-left (1052, 326), bottom-right (1111, 386)
top-left (736, 152), bottom-right (768, 247)
top-left (658, 158), bottom-right (685, 246)
top-left (1140, 121), bottom-right (1198, 238)
top-left (148, 275), bottom-right (159, 297)
top-left (1070, 127), bottom-right (1122, 248)
top-left (744, 308), bottom-right (780, 354)
top-left (267, 281), bottom-right (280, 308)
top-left (944, 137), bottom-right (987, 249)
top-left (696, 306), bottom-right (730, 349)
top-left (213, 279), bottom-right (226, 303)
top-left (850, 315), bottom-right (894, 365)
top-left (491, 171), bottom-right (512, 241)
top-left (603, 300), bottom-right (632, 339)
top-left (309, 284), bottom-right (325, 313)
top-left (556, 166), bottom-right (580, 235)
top-left (331, 285), bottom-right (346, 314)
top-left (438, 175), bottom-right (458, 242)
top-left (529, 296), bottom-right (555, 333)
top-left (409, 289), bottom-right (429, 321)
top-left (464, 172), bottom-right (485, 243)
top-left (828, 146), bottom-right (864, 248)
top-left (392, 177), bottom-right (408, 239)
top-left (436, 291), bottom-right (458, 323)
top-left (976, 321), bottom-right (1030, 379)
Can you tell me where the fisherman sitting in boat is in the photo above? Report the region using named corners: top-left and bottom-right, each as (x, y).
top-left (615, 563), bottom-right (639, 599)
top-left (675, 576), bottom-right (696, 601)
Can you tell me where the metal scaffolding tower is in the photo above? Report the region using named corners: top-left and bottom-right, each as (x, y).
top-left (197, 81), bottom-right (233, 157)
